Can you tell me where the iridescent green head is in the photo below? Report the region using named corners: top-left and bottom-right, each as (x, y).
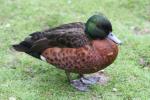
top-left (85, 14), bottom-right (122, 44)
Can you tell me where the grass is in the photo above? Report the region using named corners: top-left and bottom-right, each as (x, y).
top-left (0, 0), bottom-right (150, 99)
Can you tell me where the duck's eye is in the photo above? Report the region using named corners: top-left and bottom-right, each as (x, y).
top-left (110, 33), bottom-right (113, 36)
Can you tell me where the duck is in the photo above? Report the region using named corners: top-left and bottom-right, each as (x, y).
top-left (13, 14), bottom-right (122, 91)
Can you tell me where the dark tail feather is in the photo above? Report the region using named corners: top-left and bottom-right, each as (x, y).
top-left (12, 41), bottom-right (31, 52)
top-left (13, 31), bottom-right (45, 52)
top-left (12, 31), bottom-right (47, 59)
top-left (12, 41), bottom-right (41, 59)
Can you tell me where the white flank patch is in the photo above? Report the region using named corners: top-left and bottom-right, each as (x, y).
top-left (40, 55), bottom-right (47, 62)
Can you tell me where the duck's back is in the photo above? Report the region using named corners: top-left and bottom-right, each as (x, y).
top-left (13, 22), bottom-right (90, 59)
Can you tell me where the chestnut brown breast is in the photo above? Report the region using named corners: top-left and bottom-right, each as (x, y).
top-left (41, 39), bottom-right (118, 74)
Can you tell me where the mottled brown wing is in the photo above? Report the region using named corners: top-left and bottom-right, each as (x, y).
top-left (13, 22), bottom-right (90, 59)
top-left (30, 22), bottom-right (90, 50)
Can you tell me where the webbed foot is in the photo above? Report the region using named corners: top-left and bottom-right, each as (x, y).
top-left (70, 79), bottom-right (89, 92)
top-left (80, 76), bottom-right (100, 85)
top-left (66, 71), bottom-right (109, 91)
top-left (70, 76), bottom-right (100, 91)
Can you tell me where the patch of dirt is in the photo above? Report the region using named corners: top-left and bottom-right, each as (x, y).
top-left (133, 26), bottom-right (150, 35)
top-left (92, 71), bottom-right (110, 85)
top-left (139, 57), bottom-right (150, 68)
top-left (23, 67), bottom-right (34, 78)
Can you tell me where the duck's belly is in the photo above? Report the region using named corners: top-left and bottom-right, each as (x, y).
top-left (41, 40), bottom-right (118, 74)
